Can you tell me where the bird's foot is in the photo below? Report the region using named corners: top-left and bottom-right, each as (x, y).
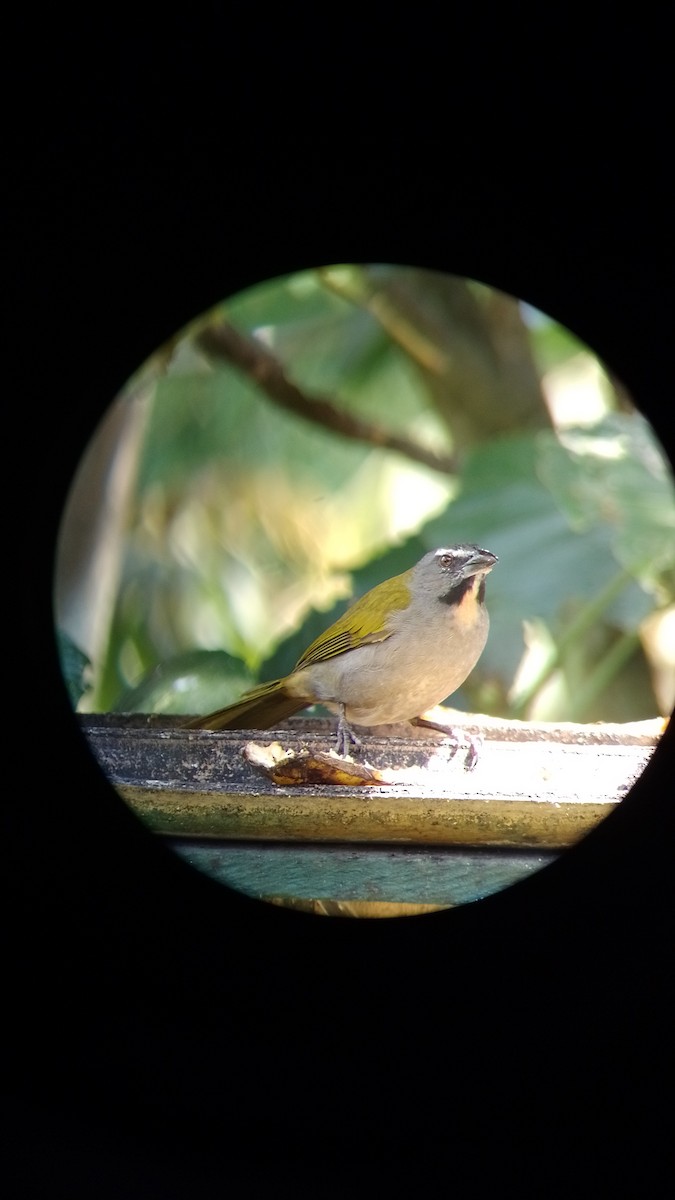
top-left (335, 706), bottom-right (362, 757)
top-left (412, 717), bottom-right (483, 770)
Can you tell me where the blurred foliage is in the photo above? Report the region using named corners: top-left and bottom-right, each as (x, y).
top-left (257, 421), bottom-right (674, 722)
top-left (56, 630), bottom-right (92, 707)
top-left (115, 650), bottom-right (256, 716)
top-left (55, 264), bottom-right (675, 723)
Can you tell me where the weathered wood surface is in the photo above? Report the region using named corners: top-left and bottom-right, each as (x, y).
top-left (169, 837), bottom-right (558, 910)
top-left (80, 713), bottom-right (661, 850)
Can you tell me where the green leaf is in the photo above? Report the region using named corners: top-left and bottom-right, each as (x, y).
top-left (56, 630), bottom-right (91, 707)
top-left (537, 411), bottom-right (675, 592)
top-left (421, 432), bottom-right (661, 686)
top-left (113, 649), bottom-right (255, 716)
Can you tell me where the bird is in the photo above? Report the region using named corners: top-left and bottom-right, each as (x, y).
top-left (185, 544), bottom-right (497, 759)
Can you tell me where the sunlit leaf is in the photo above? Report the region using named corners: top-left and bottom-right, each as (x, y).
top-left (537, 412), bottom-right (675, 591)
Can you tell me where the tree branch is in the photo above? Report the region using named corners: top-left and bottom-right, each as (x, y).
top-left (195, 320), bottom-right (459, 476)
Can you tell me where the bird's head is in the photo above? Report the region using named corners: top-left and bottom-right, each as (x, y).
top-left (413, 544), bottom-right (498, 607)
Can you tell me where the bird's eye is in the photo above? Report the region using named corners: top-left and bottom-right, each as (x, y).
top-left (439, 554), bottom-right (453, 569)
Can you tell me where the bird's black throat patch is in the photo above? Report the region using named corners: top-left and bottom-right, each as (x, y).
top-left (439, 576), bottom-right (477, 606)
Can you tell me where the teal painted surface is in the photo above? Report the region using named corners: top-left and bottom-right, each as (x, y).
top-left (168, 838), bottom-right (558, 906)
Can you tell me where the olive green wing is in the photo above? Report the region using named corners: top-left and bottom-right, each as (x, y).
top-left (294, 569), bottom-right (412, 669)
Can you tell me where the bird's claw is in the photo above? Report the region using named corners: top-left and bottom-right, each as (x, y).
top-left (413, 717), bottom-right (483, 770)
top-left (335, 707), bottom-right (362, 757)
top-left (463, 733), bottom-right (482, 771)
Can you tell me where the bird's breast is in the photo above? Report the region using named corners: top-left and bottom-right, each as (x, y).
top-left (290, 594), bottom-right (490, 726)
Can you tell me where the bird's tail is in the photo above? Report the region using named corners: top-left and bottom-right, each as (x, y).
top-left (184, 678), bottom-right (306, 731)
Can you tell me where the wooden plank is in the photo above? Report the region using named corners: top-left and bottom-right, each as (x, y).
top-left (81, 714), bottom-right (661, 850)
top-left (168, 838), bottom-right (558, 908)
top-left (125, 784), bottom-right (614, 848)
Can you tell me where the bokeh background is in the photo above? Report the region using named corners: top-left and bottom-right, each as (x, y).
top-left (54, 264), bottom-right (675, 725)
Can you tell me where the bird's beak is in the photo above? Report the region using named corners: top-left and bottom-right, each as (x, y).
top-left (465, 548), bottom-right (498, 576)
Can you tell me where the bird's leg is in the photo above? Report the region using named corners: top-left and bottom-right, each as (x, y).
top-left (335, 704), bottom-right (362, 757)
top-left (412, 716), bottom-right (482, 770)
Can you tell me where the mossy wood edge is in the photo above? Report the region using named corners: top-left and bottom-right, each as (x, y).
top-left (80, 714), bottom-right (660, 849)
